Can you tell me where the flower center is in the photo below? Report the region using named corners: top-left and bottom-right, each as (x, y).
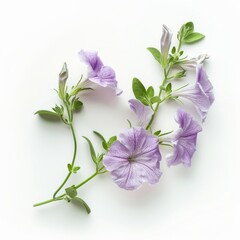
top-left (128, 156), bottom-right (135, 162)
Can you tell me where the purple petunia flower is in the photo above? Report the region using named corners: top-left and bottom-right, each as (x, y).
top-left (172, 65), bottom-right (214, 121)
top-left (79, 50), bottom-right (122, 95)
top-left (166, 109), bottom-right (202, 167)
top-left (161, 25), bottom-right (172, 67)
top-left (103, 127), bottom-right (162, 190)
top-left (128, 99), bottom-right (153, 128)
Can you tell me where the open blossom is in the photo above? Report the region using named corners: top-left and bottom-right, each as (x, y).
top-left (103, 127), bottom-right (162, 190)
top-left (181, 54), bottom-right (209, 69)
top-left (166, 109), bottom-right (202, 167)
top-left (128, 99), bottom-right (153, 128)
top-left (79, 50), bottom-right (122, 95)
top-left (172, 65), bottom-right (214, 121)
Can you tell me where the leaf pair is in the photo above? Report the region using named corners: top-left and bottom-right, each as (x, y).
top-left (65, 186), bottom-right (91, 214)
top-left (178, 22), bottom-right (205, 44)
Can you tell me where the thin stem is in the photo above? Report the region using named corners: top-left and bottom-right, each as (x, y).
top-left (33, 170), bottom-right (105, 207)
top-left (146, 40), bottom-right (182, 130)
top-left (53, 102), bottom-right (77, 198)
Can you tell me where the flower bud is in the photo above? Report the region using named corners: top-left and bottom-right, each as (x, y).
top-left (161, 25), bottom-right (172, 68)
top-left (58, 62), bottom-right (68, 99)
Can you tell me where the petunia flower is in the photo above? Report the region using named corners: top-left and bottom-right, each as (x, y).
top-left (79, 50), bottom-right (122, 95)
top-left (128, 99), bottom-right (153, 128)
top-left (161, 24), bottom-right (172, 68)
top-left (103, 127), bottom-right (162, 190)
top-left (166, 109), bottom-right (202, 167)
top-left (58, 62), bottom-right (68, 99)
top-left (171, 65), bottom-right (214, 121)
top-left (181, 54), bottom-right (209, 69)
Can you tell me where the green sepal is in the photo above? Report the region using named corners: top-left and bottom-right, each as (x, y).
top-left (132, 78), bottom-right (148, 105)
top-left (71, 98), bottom-right (83, 111)
top-left (183, 32), bottom-right (205, 43)
top-left (150, 96), bottom-right (161, 104)
top-left (72, 197), bottom-right (91, 214)
top-left (34, 110), bottom-right (61, 120)
top-left (83, 136), bottom-right (97, 164)
top-left (147, 47), bottom-right (161, 63)
top-left (147, 86), bottom-right (154, 98)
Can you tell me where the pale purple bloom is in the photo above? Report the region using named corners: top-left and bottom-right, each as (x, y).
top-left (128, 99), bottom-right (153, 128)
top-left (172, 65), bottom-right (214, 121)
top-left (166, 109), bottom-right (202, 167)
top-left (103, 127), bottom-right (162, 190)
top-left (79, 50), bottom-right (122, 95)
top-left (181, 54), bottom-right (209, 69)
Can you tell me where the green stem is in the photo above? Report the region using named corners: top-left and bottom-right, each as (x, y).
top-left (146, 40), bottom-right (182, 130)
top-left (33, 170), bottom-right (104, 207)
top-left (53, 102), bottom-right (77, 198)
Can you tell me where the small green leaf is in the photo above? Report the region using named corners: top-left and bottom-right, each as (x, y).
top-left (65, 186), bottom-right (77, 199)
top-left (185, 22), bottom-right (194, 35)
top-left (147, 86), bottom-right (154, 98)
top-left (166, 83), bottom-right (172, 93)
top-left (154, 130), bottom-right (161, 136)
top-left (35, 110), bottom-right (61, 120)
top-left (132, 78), bottom-right (147, 101)
top-left (107, 136), bottom-right (117, 147)
top-left (102, 141), bottom-right (108, 151)
top-left (72, 197), bottom-right (91, 214)
top-left (93, 131), bottom-right (107, 144)
top-left (150, 96), bottom-right (161, 104)
top-left (183, 32), bottom-right (205, 43)
top-left (147, 47), bottom-right (161, 63)
top-left (171, 46), bottom-right (176, 54)
top-left (83, 136), bottom-right (97, 163)
top-left (67, 163), bottom-right (72, 172)
top-left (73, 166), bottom-right (80, 173)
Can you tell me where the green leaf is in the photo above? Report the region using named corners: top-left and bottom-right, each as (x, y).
top-left (93, 131), bottom-right (107, 144)
top-left (171, 46), bottom-right (176, 54)
top-left (132, 78), bottom-right (147, 102)
top-left (72, 197), bottom-right (91, 214)
top-left (83, 136), bottom-right (97, 163)
top-left (154, 130), bottom-right (161, 136)
top-left (183, 32), bottom-right (205, 43)
top-left (166, 83), bottom-right (172, 93)
top-left (147, 86), bottom-right (154, 98)
top-left (35, 110), bottom-right (61, 120)
top-left (73, 166), bottom-right (80, 173)
top-left (65, 186), bottom-right (77, 199)
top-left (150, 96), bottom-right (161, 104)
top-left (138, 97), bottom-right (150, 106)
top-left (67, 163), bottom-right (72, 172)
top-left (147, 47), bottom-right (161, 63)
top-left (102, 141), bottom-right (108, 151)
top-left (185, 22), bottom-right (194, 35)
top-left (107, 136), bottom-right (117, 147)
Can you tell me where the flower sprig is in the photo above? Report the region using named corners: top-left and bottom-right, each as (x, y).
top-left (34, 22), bottom-right (214, 213)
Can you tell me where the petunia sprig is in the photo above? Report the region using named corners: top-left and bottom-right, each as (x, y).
top-left (34, 22), bottom-right (214, 213)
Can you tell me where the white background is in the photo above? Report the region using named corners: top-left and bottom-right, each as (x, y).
top-left (0, 0), bottom-right (239, 239)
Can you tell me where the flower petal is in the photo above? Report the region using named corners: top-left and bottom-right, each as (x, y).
top-left (167, 110), bottom-right (202, 167)
top-left (78, 50), bottom-right (103, 78)
top-left (128, 99), bottom-right (153, 128)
